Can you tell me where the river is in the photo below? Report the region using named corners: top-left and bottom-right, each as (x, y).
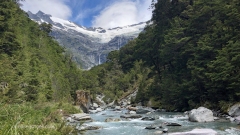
top-left (80, 108), bottom-right (239, 135)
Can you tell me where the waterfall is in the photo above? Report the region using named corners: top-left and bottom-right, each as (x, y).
top-left (98, 54), bottom-right (101, 65)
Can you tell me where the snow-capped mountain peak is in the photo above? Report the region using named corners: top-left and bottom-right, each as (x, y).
top-left (27, 11), bottom-right (147, 69)
top-left (28, 11), bottom-right (146, 43)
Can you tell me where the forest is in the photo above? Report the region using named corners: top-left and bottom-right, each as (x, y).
top-left (0, 0), bottom-right (83, 134)
top-left (81, 0), bottom-right (240, 112)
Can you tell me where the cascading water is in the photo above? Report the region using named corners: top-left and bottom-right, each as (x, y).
top-left (80, 109), bottom-right (240, 135)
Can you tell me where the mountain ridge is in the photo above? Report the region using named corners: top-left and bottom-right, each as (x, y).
top-left (27, 10), bottom-right (147, 69)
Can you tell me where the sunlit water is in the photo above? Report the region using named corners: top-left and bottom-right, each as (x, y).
top-left (80, 108), bottom-right (240, 135)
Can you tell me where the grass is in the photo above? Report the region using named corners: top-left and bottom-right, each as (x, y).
top-left (0, 102), bottom-right (81, 135)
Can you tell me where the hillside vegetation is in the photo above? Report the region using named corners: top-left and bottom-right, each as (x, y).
top-left (82, 0), bottom-right (240, 112)
top-left (0, 1), bottom-right (82, 134)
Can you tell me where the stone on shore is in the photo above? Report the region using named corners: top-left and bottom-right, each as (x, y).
top-left (188, 107), bottom-right (214, 122)
top-left (93, 103), bottom-right (98, 108)
top-left (115, 106), bottom-right (121, 110)
top-left (228, 103), bottom-right (240, 117)
top-left (169, 128), bottom-right (217, 135)
top-left (70, 113), bottom-right (91, 121)
top-left (76, 124), bottom-right (102, 131)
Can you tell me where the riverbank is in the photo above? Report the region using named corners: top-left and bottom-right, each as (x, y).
top-left (0, 102), bottom-right (81, 135)
top-left (82, 107), bottom-right (240, 135)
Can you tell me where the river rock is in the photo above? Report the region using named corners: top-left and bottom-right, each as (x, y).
top-left (165, 123), bottom-right (181, 126)
top-left (89, 110), bottom-right (97, 114)
top-left (188, 107), bottom-right (214, 122)
top-left (127, 106), bottom-right (137, 111)
top-left (136, 108), bottom-right (151, 114)
top-left (105, 118), bottom-right (121, 122)
top-left (96, 108), bottom-right (102, 112)
top-left (129, 111), bottom-right (136, 114)
top-left (169, 128), bottom-right (217, 135)
top-left (235, 116), bottom-right (240, 121)
top-left (77, 124), bottom-right (101, 131)
top-left (141, 117), bottom-right (155, 121)
top-left (120, 114), bottom-right (142, 119)
top-left (163, 128), bottom-right (168, 133)
top-left (145, 125), bottom-right (156, 130)
top-left (71, 113), bottom-right (91, 121)
top-left (115, 106), bottom-right (121, 110)
top-left (154, 131), bottom-right (163, 134)
top-left (93, 103), bottom-right (98, 108)
top-left (228, 103), bottom-right (240, 117)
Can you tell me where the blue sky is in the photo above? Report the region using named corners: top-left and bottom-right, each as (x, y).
top-left (21, 0), bottom-right (153, 29)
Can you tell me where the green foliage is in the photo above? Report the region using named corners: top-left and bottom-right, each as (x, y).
top-left (0, 102), bottom-right (79, 135)
top-left (0, 1), bottom-right (83, 103)
top-left (82, 0), bottom-right (240, 112)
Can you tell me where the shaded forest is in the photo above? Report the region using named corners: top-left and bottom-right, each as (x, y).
top-left (82, 0), bottom-right (240, 112)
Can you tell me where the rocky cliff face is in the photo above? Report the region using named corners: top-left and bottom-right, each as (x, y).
top-left (76, 90), bottom-right (91, 113)
top-left (27, 11), bottom-right (146, 69)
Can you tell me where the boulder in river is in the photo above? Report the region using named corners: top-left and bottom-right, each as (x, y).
top-left (136, 108), bottom-right (151, 114)
top-left (115, 106), bottom-right (121, 111)
top-left (127, 106), bottom-right (137, 111)
top-left (141, 117), bottom-right (155, 121)
top-left (188, 107), bottom-right (214, 122)
top-left (165, 123), bottom-right (181, 126)
top-left (105, 118), bottom-right (121, 122)
top-left (89, 110), bottom-right (97, 114)
top-left (145, 125), bottom-right (156, 130)
top-left (120, 114), bottom-right (142, 119)
top-left (96, 108), bottom-right (103, 112)
top-left (168, 128), bottom-right (217, 135)
top-left (154, 131), bottom-right (163, 134)
top-left (228, 103), bottom-right (240, 117)
top-left (129, 111), bottom-right (136, 114)
top-left (163, 128), bottom-right (168, 133)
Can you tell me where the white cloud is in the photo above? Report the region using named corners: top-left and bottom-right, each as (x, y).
top-left (21, 0), bottom-right (72, 19)
top-left (74, 5), bottom-right (102, 25)
top-left (92, 0), bottom-right (152, 29)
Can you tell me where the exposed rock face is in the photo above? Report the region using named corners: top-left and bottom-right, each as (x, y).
top-left (188, 107), bottom-right (214, 122)
top-left (28, 11), bottom-right (146, 69)
top-left (169, 128), bottom-right (217, 135)
top-left (228, 103), bottom-right (240, 117)
top-left (76, 90), bottom-right (91, 113)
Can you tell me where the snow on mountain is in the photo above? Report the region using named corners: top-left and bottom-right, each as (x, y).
top-left (50, 16), bottom-right (145, 43)
top-left (27, 11), bottom-right (147, 69)
top-left (29, 10), bottom-right (145, 43)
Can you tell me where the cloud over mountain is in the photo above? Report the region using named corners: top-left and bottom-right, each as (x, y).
top-left (92, 0), bottom-right (152, 29)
